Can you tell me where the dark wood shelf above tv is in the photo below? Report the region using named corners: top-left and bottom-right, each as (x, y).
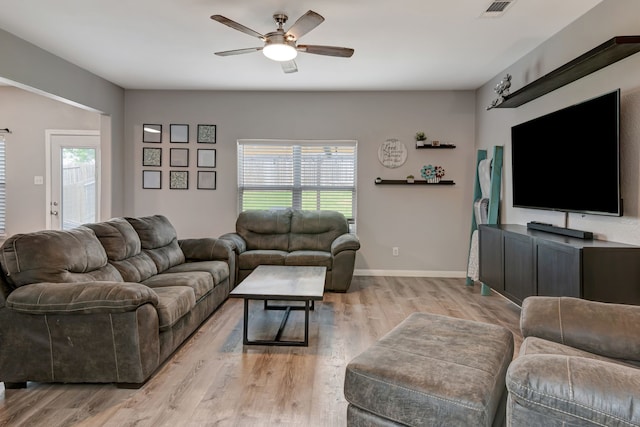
top-left (494, 36), bottom-right (640, 108)
top-left (374, 179), bottom-right (455, 185)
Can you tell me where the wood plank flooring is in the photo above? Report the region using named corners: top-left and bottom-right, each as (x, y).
top-left (0, 276), bottom-right (522, 427)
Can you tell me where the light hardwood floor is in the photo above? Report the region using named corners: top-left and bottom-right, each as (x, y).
top-left (0, 276), bottom-right (522, 427)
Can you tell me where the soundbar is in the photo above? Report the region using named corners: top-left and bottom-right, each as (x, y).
top-left (526, 222), bottom-right (593, 240)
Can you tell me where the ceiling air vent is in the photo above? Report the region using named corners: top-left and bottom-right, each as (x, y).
top-left (481, 0), bottom-right (516, 17)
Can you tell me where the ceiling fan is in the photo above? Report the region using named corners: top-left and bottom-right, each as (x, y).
top-left (210, 10), bottom-right (354, 74)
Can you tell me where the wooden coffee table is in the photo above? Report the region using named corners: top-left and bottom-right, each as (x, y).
top-left (229, 265), bottom-right (326, 346)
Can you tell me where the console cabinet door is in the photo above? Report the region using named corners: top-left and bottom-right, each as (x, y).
top-left (479, 226), bottom-right (504, 292)
top-left (503, 232), bottom-right (535, 304)
top-left (536, 241), bottom-right (581, 297)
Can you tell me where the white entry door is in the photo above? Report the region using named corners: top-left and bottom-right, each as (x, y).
top-left (47, 130), bottom-right (101, 230)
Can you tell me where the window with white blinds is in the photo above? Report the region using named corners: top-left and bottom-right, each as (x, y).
top-left (237, 140), bottom-right (357, 223)
top-left (0, 136), bottom-right (5, 235)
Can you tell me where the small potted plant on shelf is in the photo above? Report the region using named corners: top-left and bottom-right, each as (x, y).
top-left (415, 131), bottom-right (427, 147)
top-left (406, 174), bottom-right (415, 183)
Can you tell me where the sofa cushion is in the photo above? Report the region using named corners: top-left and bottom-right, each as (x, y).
top-left (152, 286), bottom-right (196, 331)
top-left (126, 215), bottom-right (185, 273)
top-left (238, 250), bottom-right (287, 270)
top-left (164, 261), bottom-right (229, 288)
top-left (285, 251), bottom-right (332, 268)
top-left (236, 209), bottom-right (292, 251)
top-left (142, 271), bottom-right (213, 301)
top-left (289, 210), bottom-right (348, 252)
top-left (84, 218), bottom-right (158, 282)
top-left (0, 227), bottom-right (123, 288)
top-left (5, 281), bottom-right (158, 314)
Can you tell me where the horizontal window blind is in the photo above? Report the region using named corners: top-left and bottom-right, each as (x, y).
top-left (0, 136), bottom-right (5, 235)
top-left (237, 140), bottom-right (357, 222)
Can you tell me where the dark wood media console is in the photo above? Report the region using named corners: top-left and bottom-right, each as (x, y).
top-left (479, 224), bottom-right (640, 305)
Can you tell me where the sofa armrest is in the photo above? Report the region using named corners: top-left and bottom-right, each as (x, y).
top-left (331, 233), bottom-right (360, 256)
top-left (521, 296), bottom-right (640, 361)
top-left (5, 281), bottom-right (158, 315)
top-left (507, 354), bottom-right (640, 426)
top-left (219, 233), bottom-right (247, 254)
top-left (178, 237), bottom-right (234, 262)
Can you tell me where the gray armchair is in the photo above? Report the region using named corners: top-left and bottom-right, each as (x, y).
top-left (506, 296), bottom-right (640, 426)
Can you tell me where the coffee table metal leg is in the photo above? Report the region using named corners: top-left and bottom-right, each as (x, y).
top-left (242, 298), bottom-right (313, 346)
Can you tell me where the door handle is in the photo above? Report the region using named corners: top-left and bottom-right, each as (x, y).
top-left (50, 210), bottom-right (58, 216)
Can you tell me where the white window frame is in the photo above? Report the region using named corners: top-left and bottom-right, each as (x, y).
top-left (0, 135), bottom-right (5, 236)
top-left (237, 139), bottom-right (358, 229)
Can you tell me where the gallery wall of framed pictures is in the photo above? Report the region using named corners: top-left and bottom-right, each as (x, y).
top-left (141, 123), bottom-right (217, 190)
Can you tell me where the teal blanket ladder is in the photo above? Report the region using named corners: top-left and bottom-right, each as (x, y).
top-left (466, 146), bottom-right (503, 295)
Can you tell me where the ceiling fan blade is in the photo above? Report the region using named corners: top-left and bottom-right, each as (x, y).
top-left (215, 47), bottom-right (263, 56)
top-left (285, 10), bottom-right (324, 41)
top-left (281, 60), bottom-right (298, 74)
top-left (297, 45), bottom-right (354, 58)
top-left (211, 15), bottom-right (265, 40)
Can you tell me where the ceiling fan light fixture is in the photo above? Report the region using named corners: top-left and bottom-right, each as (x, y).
top-left (263, 40), bottom-right (297, 61)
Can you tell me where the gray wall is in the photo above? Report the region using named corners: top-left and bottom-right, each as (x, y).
top-left (125, 90), bottom-right (476, 274)
top-left (0, 87), bottom-right (100, 234)
top-left (475, 0), bottom-right (640, 244)
top-left (0, 28), bottom-right (126, 218)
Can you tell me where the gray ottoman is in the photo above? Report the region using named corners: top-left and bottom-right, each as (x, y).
top-left (344, 312), bottom-right (514, 427)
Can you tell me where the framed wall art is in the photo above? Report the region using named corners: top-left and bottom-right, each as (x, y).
top-left (143, 147), bottom-right (162, 166)
top-left (197, 171), bottom-right (216, 190)
top-left (143, 124), bottom-right (162, 143)
top-left (197, 124), bottom-right (216, 143)
top-left (170, 148), bottom-right (189, 167)
top-left (197, 149), bottom-right (216, 168)
top-left (170, 171), bottom-right (189, 189)
top-left (142, 170), bottom-right (162, 189)
top-left (170, 124), bottom-right (189, 143)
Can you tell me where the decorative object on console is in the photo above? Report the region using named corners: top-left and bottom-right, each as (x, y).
top-left (143, 124), bottom-right (162, 143)
top-left (415, 131), bottom-right (427, 147)
top-left (487, 74), bottom-right (512, 109)
top-left (378, 139), bottom-right (407, 168)
top-left (421, 164), bottom-right (444, 183)
top-left (142, 147), bottom-right (162, 167)
top-left (197, 124), bottom-right (217, 143)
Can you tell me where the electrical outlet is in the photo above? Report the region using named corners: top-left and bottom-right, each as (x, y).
top-left (392, 247), bottom-right (399, 256)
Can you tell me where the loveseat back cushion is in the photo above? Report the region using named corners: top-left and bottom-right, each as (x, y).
top-left (289, 210), bottom-right (348, 252)
top-left (126, 215), bottom-right (185, 273)
top-left (236, 209), bottom-right (292, 251)
top-left (0, 227), bottom-right (123, 288)
top-left (84, 218), bottom-right (159, 282)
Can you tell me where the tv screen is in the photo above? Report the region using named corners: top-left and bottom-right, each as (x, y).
top-left (511, 89), bottom-right (621, 216)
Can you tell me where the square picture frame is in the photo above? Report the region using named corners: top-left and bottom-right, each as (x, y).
top-left (143, 170), bottom-right (162, 189)
top-left (197, 124), bottom-right (216, 144)
top-left (197, 149), bottom-right (216, 168)
top-left (170, 171), bottom-right (189, 190)
top-left (170, 124), bottom-right (189, 143)
top-left (143, 124), bottom-right (162, 143)
top-left (197, 171), bottom-right (216, 190)
top-left (170, 148), bottom-right (189, 167)
top-left (143, 147), bottom-right (162, 167)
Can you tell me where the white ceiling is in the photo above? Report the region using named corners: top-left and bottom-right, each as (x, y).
top-left (0, 0), bottom-right (603, 91)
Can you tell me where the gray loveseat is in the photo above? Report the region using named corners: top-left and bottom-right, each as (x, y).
top-left (506, 296), bottom-right (640, 426)
top-left (220, 209), bottom-right (360, 292)
top-left (0, 215), bottom-right (234, 388)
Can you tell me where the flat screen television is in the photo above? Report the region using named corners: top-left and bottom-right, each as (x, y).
top-left (511, 89), bottom-right (622, 216)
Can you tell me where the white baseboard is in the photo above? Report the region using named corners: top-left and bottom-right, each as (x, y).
top-left (353, 269), bottom-right (467, 278)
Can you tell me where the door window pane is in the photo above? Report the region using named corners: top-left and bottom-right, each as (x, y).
top-left (62, 148), bottom-right (97, 230)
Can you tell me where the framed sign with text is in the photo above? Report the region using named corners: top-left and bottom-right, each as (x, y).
top-left (378, 139), bottom-right (407, 168)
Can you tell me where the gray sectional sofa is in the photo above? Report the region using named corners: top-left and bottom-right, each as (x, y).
top-left (220, 209), bottom-right (360, 292)
top-left (0, 215), bottom-right (234, 388)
